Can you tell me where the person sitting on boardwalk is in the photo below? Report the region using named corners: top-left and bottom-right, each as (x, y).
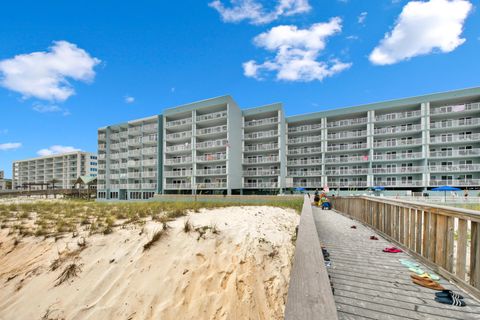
top-left (313, 193), bottom-right (320, 206)
top-left (321, 196), bottom-right (331, 210)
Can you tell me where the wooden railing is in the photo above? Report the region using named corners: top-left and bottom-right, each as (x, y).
top-left (331, 196), bottom-right (480, 299)
top-left (285, 195), bottom-right (338, 320)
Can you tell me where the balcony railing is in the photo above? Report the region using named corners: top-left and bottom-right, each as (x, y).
top-left (243, 169), bottom-right (280, 177)
top-left (287, 159), bottom-right (322, 166)
top-left (196, 139), bottom-right (228, 150)
top-left (196, 125), bottom-right (227, 136)
top-left (142, 171), bottom-right (157, 178)
top-left (141, 183), bottom-right (157, 189)
top-left (429, 164), bottom-right (480, 172)
top-left (372, 166), bottom-right (423, 174)
top-left (244, 143), bottom-right (279, 152)
top-left (288, 123), bottom-right (322, 133)
top-left (328, 181), bottom-right (368, 187)
top-left (142, 148), bottom-right (157, 155)
top-left (165, 118), bottom-right (192, 128)
top-left (99, 143), bottom-right (106, 150)
top-left (243, 130), bottom-right (278, 140)
top-left (165, 131), bottom-right (192, 140)
top-left (164, 170), bottom-right (192, 178)
top-left (328, 130), bottom-right (367, 140)
top-left (429, 149), bottom-right (480, 158)
top-left (196, 168), bottom-right (227, 176)
top-left (196, 182), bottom-right (227, 189)
top-left (164, 183), bottom-right (192, 189)
top-left (143, 159), bottom-right (158, 166)
top-left (164, 157), bottom-right (192, 165)
top-left (244, 117), bottom-right (278, 127)
top-left (374, 138), bottom-right (422, 148)
top-left (243, 156), bottom-right (279, 164)
top-left (98, 134), bottom-right (106, 140)
top-left (375, 110), bottom-right (421, 122)
top-left (327, 117), bottom-right (367, 128)
top-left (128, 138), bottom-right (142, 145)
top-left (288, 170), bottom-right (322, 177)
top-left (166, 144), bottom-right (192, 152)
top-left (243, 182), bottom-right (278, 188)
top-left (430, 133), bottom-right (480, 144)
top-left (127, 172), bottom-right (142, 179)
top-left (430, 118), bottom-right (480, 129)
top-left (374, 180), bottom-right (423, 187)
top-left (110, 184), bottom-right (128, 189)
top-left (325, 169), bottom-right (369, 175)
top-left (430, 102), bottom-right (480, 115)
top-left (196, 111), bottom-right (227, 122)
top-left (128, 183), bottom-right (142, 189)
top-left (129, 149), bottom-right (142, 157)
top-left (142, 135), bottom-right (158, 144)
top-left (128, 127), bottom-right (142, 135)
top-left (327, 143), bottom-right (367, 152)
top-left (374, 124), bottom-right (422, 135)
top-left (287, 147), bottom-right (322, 155)
top-left (430, 179), bottom-right (480, 186)
top-left (325, 156), bottom-right (369, 163)
top-left (288, 135), bottom-right (322, 144)
top-left (143, 124), bottom-right (158, 132)
top-left (196, 153), bottom-right (227, 162)
top-left (290, 181), bottom-right (322, 188)
top-left (373, 152), bottom-right (423, 161)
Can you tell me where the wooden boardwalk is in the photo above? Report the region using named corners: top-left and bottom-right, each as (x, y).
top-left (313, 207), bottom-right (480, 320)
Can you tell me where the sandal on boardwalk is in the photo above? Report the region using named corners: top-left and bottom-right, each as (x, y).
top-left (435, 296), bottom-right (466, 307)
top-left (383, 247), bottom-right (402, 253)
top-left (417, 272), bottom-right (440, 281)
top-left (370, 236), bottom-right (379, 240)
top-left (411, 276), bottom-right (445, 291)
top-left (399, 259), bottom-right (419, 268)
top-left (408, 267), bottom-right (425, 275)
top-left (435, 290), bottom-right (464, 300)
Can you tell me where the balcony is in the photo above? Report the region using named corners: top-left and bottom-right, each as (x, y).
top-left (142, 147), bottom-right (157, 156)
top-left (328, 130), bottom-right (367, 140)
top-left (375, 110), bottom-right (421, 122)
top-left (374, 124), bottom-right (422, 135)
top-left (328, 181), bottom-right (368, 188)
top-left (97, 184), bottom-right (106, 190)
top-left (128, 127), bottom-right (142, 136)
top-left (166, 118), bottom-right (192, 128)
top-left (164, 183), bottom-right (192, 189)
top-left (98, 143), bottom-right (106, 150)
top-left (374, 180), bottom-right (423, 187)
top-left (430, 133), bottom-right (480, 144)
top-left (142, 171), bottom-right (157, 178)
top-left (243, 130), bottom-right (278, 140)
top-left (165, 131), bottom-right (192, 141)
top-left (196, 125), bottom-right (227, 136)
top-left (288, 123), bottom-right (322, 133)
top-left (98, 134), bottom-right (106, 140)
top-left (429, 164), bottom-right (480, 173)
top-left (110, 184), bottom-right (128, 189)
top-left (141, 183), bottom-right (157, 189)
top-left (143, 135), bottom-right (158, 144)
top-left (288, 170), bottom-right (322, 177)
top-left (287, 147), bottom-right (322, 155)
top-left (196, 111), bottom-right (227, 122)
top-left (325, 156), bottom-right (369, 164)
top-left (430, 102), bottom-right (480, 115)
top-left (327, 143), bottom-right (367, 152)
top-left (430, 118), bottom-right (480, 129)
top-left (127, 172), bottom-right (142, 178)
top-left (244, 117), bottom-right (278, 128)
top-left (166, 144), bottom-right (192, 153)
top-left (98, 154), bottom-right (106, 160)
top-left (143, 124), bottom-right (158, 132)
top-left (243, 182), bottom-right (278, 188)
top-left (128, 184), bottom-right (142, 189)
top-left (325, 169), bottom-right (369, 175)
top-left (327, 117), bottom-right (367, 128)
top-left (287, 159), bottom-right (322, 166)
top-left (243, 156), bottom-right (279, 164)
top-left (243, 169), bottom-right (280, 177)
top-left (164, 170), bottom-right (192, 178)
top-left (196, 139), bottom-right (228, 150)
top-left (288, 135), bottom-right (322, 144)
top-left (129, 150), bottom-right (142, 157)
top-left (291, 181), bottom-right (323, 188)
top-left (429, 149), bottom-right (480, 158)
top-left (143, 159), bottom-right (158, 166)
top-left (244, 143), bottom-right (278, 152)
top-left (372, 166), bottom-right (423, 174)
top-left (196, 182), bottom-right (227, 189)
top-left (374, 138), bottom-right (422, 148)
top-left (430, 179), bottom-right (480, 187)
top-left (197, 168), bottom-right (227, 176)
top-left (373, 152), bottom-right (423, 161)
top-left (128, 138), bottom-right (142, 146)
top-left (164, 157), bottom-right (192, 165)
top-left (196, 153), bottom-right (227, 162)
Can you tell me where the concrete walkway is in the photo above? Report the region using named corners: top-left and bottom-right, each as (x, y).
top-left (313, 207), bottom-right (480, 320)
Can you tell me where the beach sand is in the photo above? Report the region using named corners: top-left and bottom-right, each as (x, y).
top-left (0, 206), bottom-right (298, 320)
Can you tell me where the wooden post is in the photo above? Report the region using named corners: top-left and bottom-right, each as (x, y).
top-left (456, 219), bottom-right (468, 280)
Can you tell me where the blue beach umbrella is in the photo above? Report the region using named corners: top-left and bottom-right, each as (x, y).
top-left (431, 186), bottom-right (461, 202)
top-left (372, 186), bottom-right (385, 191)
top-left (295, 187), bottom-right (306, 193)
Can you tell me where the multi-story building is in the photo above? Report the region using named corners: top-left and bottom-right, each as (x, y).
top-left (12, 152), bottom-right (98, 190)
top-left (0, 170), bottom-right (12, 191)
top-left (98, 87), bottom-right (480, 200)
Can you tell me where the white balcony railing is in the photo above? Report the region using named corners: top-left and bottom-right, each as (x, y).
top-left (328, 181), bottom-right (368, 187)
top-left (288, 170), bottom-right (322, 177)
top-left (166, 118), bottom-right (192, 128)
top-left (128, 127), bottom-right (142, 135)
top-left (142, 148), bottom-right (157, 155)
top-left (165, 131), bottom-right (192, 140)
top-left (372, 166), bottom-right (423, 174)
top-left (325, 169), bottom-right (369, 175)
top-left (374, 124), bottom-right (422, 135)
top-left (196, 168), bottom-right (227, 176)
top-left (374, 180), bottom-right (423, 187)
top-left (430, 133), bottom-right (480, 144)
top-left (288, 123), bottom-right (322, 133)
top-left (430, 102), bottom-right (480, 115)
top-left (430, 118), bottom-right (480, 129)
top-left (164, 183), bottom-right (192, 189)
top-left (166, 144), bottom-right (192, 152)
top-left (373, 152), bottom-right (423, 161)
top-left (196, 111), bottom-right (227, 122)
top-left (127, 172), bottom-right (142, 179)
top-left (430, 179), bottom-right (480, 186)
top-left (288, 135), bottom-right (322, 144)
top-left (164, 170), bottom-right (192, 177)
top-left (327, 117), bottom-right (368, 128)
top-left (196, 182), bottom-right (227, 189)
top-left (244, 117), bottom-right (278, 127)
top-left (141, 183), bottom-right (157, 189)
top-left (374, 138), bottom-right (422, 148)
top-left (129, 149), bottom-right (142, 157)
top-left (287, 147), bottom-right (322, 155)
top-left (243, 169), bottom-right (280, 177)
top-left (243, 156), bottom-right (279, 164)
top-left (429, 149), bottom-right (480, 158)
top-left (243, 143), bottom-right (279, 152)
top-left (243, 130), bottom-right (278, 140)
top-left (328, 130), bottom-right (367, 140)
top-left (375, 110), bottom-right (421, 122)
top-left (128, 184), bottom-right (142, 189)
top-left (142, 135), bottom-right (158, 144)
top-left (142, 171), bottom-right (157, 178)
top-left (196, 139), bottom-right (228, 149)
top-left (196, 153), bottom-right (227, 162)
top-left (325, 156), bottom-right (369, 163)
top-left (128, 138), bottom-right (142, 145)
top-left (287, 159), bottom-right (322, 166)
top-left (196, 125), bottom-right (227, 136)
top-left (143, 124), bottom-right (158, 132)
top-left (327, 143), bottom-right (367, 152)
top-left (429, 164), bottom-right (480, 172)
top-left (243, 182), bottom-right (278, 188)
top-left (128, 160), bottom-right (141, 167)
top-left (164, 157), bottom-right (192, 165)
top-left (143, 159), bottom-right (158, 166)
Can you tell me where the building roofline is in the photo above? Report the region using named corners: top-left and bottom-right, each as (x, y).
top-left (13, 151), bottom-right (96, 163)
top-left (162, 95), bottom-right (236, 115)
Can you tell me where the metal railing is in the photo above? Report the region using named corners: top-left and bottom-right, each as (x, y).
top-left (165, 118), bottom-right (192, 128)
top-left (165, 144), bottom-right (192, 152)
top-left (430, 133), bottom-right (480, 144)
top-left (325, 156), bottom-right (369, 163)
top-left (374, 138), bottom-right (422, 148)
top-left (164, 183), bottom-right (192, 189)
top-left (430, 179), bottom-right (480, 187)
top-left (196, 139), bottom-right (228, 149)
top-left (288, 123), bottom-right (323, 133)
top-left (243, 156), bottom-right (279, 164)
top-left (164, 157), bottom-right (192, 165)
top-left (372, 166), bottom-right (423, 174)
top-left (431, 118), bottom-right (480, 129)
top-left (244, 117), bottom-right (278, 127)
top-left (327, 143), bottom-right (367, 152)
top-left (164, 170), bottom-right (192, 177)
top-left (196, 110), bottom-right (227, 122)
top-left (429, 149), bottom-right (480, 158)
top-left (243, 169), bottom-right (280, 177)
top-left (196, 182), bottom-right (227, 189)
top-left (375, 110), bottom-right (421, 122)
top-left (328, 130), bottom-right (367, 140)
top-left (243, 130), bottom-right (278, 140)
top-left (196, 168), bottom-right (227, 176)
top-left (429, 164), bottom-right (480, 172)
top-left (288, 135), bottom-right (322, 144)
top-left (327, 117), bottom-right (367, 128)
top-left (288, 147), bottom-right (322, 155)
top-left (288, 170), bottom-right (322, 177)
top-left (325, 168), bottom-right (369, 175)
top-left (287, 159), bottom-right (322, 166)
top-left (373, 152), bottom-right (423, 161)
top-left (430, 102), bottom-right (480, 115)
top-left (196, 153), bottom-right (227, 162)
top-left (374, 124), bottom-right (422, 135)
top-left (243, 182), bottom-right (278, 188)
top-left (165, 131), bottom-right (192, 140)
top-left (244, 143), bottom-right (279, 152)
top-left (196, 125), bottom-right (227, 136)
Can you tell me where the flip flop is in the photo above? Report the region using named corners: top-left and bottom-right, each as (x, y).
top-left (411, 277), bottom-right (445, 291)
top-left (435, 290), bottom-right (464, 300)
top-left (409, 267), bottom-right (425, 275)
top-left (435, 296), bottom-right (466, 307)
top-left (383, 247), bottom-right (402, 253)
top-left (399, 259), bottom-right (419, 268)
top-left (370, 236), bottom-right (379, 240)
top-left (350, 225), bottom-right (357, 229)
top-left (417, 272), bottom-right (440, 281)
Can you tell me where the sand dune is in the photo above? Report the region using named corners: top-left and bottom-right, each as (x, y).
top-left (0, 206), bottom-right (298, 320)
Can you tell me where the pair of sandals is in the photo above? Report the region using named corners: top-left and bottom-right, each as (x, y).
top-left (411, 274), bottom-right (445, 291)
top-left (383, 247), bottom-right (402, 253)
top-left (435, 290), bottom-right (466, 307)
top-left (322, 247), bottom-right (331, 267)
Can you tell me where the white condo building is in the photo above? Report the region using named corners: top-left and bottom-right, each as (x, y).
top-left (12, 152), bottom-right (98, 190)
top-left (97, 87), bottom-right (480, 200)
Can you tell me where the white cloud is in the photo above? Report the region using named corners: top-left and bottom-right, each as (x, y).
top-left (209, 0), bottom-right (311, 25)
top-left (32, 103), bottom-right (71, 116)
top-left (37, 145), bottom-right (81, 156)
top-left (0, 41), bottom-right (101, 101)
top-left (243, 18), bottom-right (352, 81)
top-left (369, 0), bottom-right (472, 65)
top-left (0, 142), bottom-right (22, 151)
top-left (124, 96), bottom-right (135, 104)
top-left (358, 12), bottom-right (368, 24)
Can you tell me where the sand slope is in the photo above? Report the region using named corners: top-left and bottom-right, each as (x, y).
top-left (0, 206), bottom-right (298, 320)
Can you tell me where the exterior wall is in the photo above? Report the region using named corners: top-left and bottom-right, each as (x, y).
top-left (12, 152), bottom-right (97, 190)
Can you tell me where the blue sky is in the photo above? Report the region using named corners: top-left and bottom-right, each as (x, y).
top-left (1, 0), bottom-right (479, 178)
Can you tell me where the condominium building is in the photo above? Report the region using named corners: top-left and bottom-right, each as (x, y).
top-left (12, 152), bottom-right (98, 190)
top-left (98, 87), bottom-right (480, 200)
top-left (0, 170), bottom-right (12, 191)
